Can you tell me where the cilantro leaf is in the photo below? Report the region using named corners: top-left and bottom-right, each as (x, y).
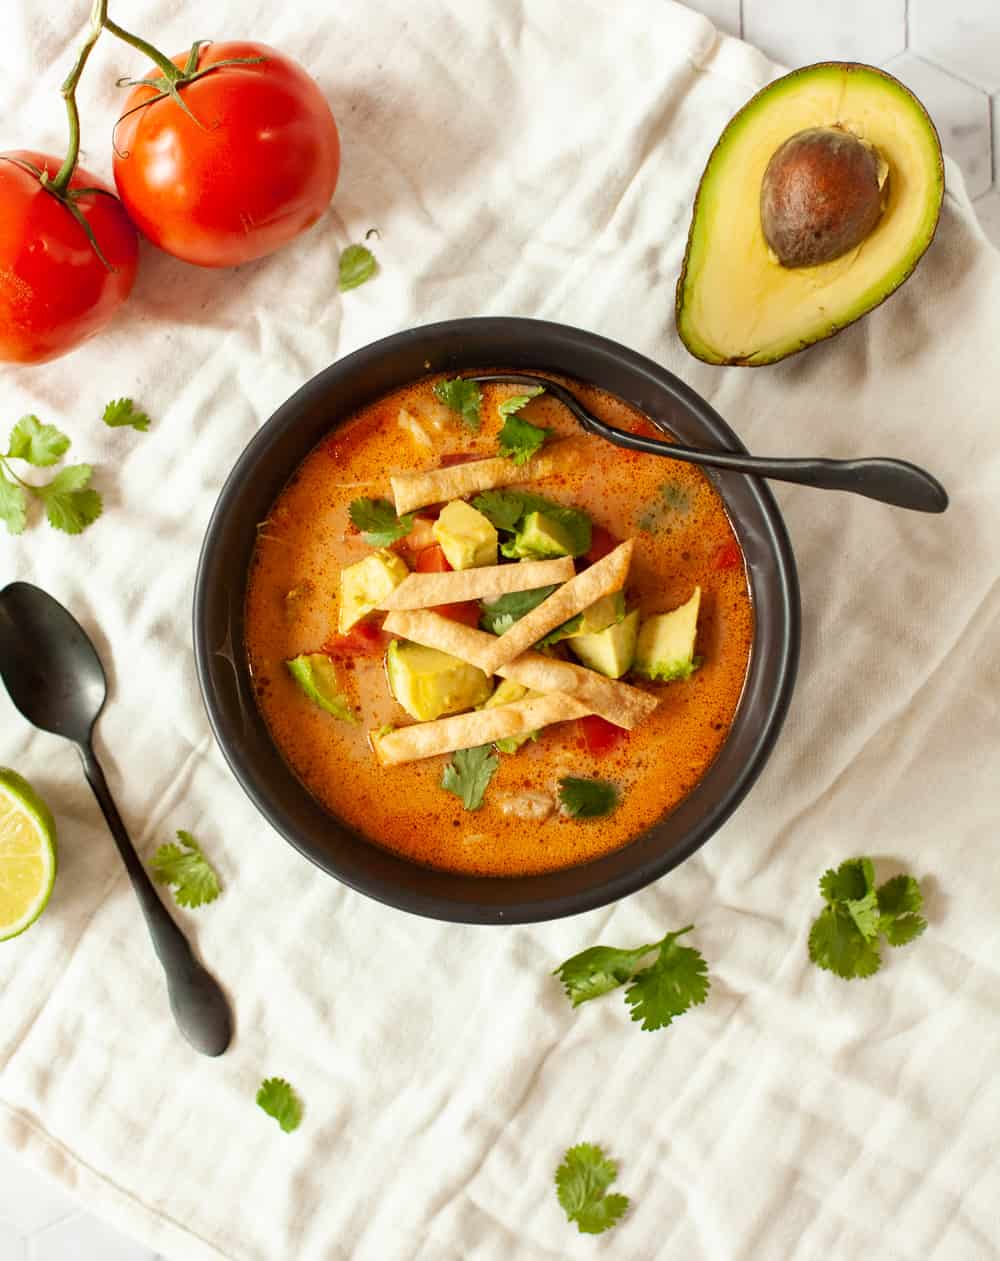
top-left (338, 243), bottom-right (378, 292)
top-left (808, 905), bottom-right (882, 979)
top-left (554, 942), bottom-right (660, 1007)
top-left (555, 1143), bottom-right (629, 1235)
top-left (478, 584), bottom-right (558, 635)
top-left (498, 413), bottom-right (551, 466)
top-left (877, 874), bottom-right (927, 947)
top-left (35, 465), bottom-right (102, 534)
top-left (470, 489), bottom-right (525, 531)
top-left (8, 415), bottom-right (71, 466)
top-left (471, 490), bottom-right (591, 556)
top-left (0, 471), bottom-right (28, 535)
top-left (558, 777), bottom-right (619, 819)
top-left (348, 497), bottom-right (414, 547)
top-left (498, 387), bottom-right (544, 418)
top-left (624, 928), bottom-right (710, 1031)
top-left (256, 1078), bottom-right (303, 1133)
top-left (819, 857), bottom-right (875, 905)
top-left (102, 398), bottom-right (151, 432)
top-left (433, 378), bottom-right (482, 432)
top-left (151, 830), bottom-right (222, 909)
top-left (441, 744), bottom-right (499, 811)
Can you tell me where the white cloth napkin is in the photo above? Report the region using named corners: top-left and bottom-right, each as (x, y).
top-left (2, 2), bottom-right (999, 1258)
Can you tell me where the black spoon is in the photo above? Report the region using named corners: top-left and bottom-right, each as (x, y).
top-left (0, 581), bottom-right (232, 1058)
top-left (467, 373), bottom-right (948, 513)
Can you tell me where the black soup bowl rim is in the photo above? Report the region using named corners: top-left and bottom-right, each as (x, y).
top-left (193, 317), bottom-right (800, 925)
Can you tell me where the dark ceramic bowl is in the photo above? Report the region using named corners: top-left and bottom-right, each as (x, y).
top-left (194, 318), bottom-right (799, 924)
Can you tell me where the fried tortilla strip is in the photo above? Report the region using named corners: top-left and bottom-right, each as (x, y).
top-left (390, 442), bottom-right (572, 515)
top-left (378, 557), bottom-right (574, 610)
top-left (477, 540), bottom-right (634, 674)
top-left (373, 694), bottom-right (593, 766)
top-left (383, 609), bottom-right (658, 729)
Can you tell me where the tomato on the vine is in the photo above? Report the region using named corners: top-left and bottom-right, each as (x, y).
top-left (112, 42), bottom-right (341, 268)
top-left (0, 151), bottom-right (138, 365)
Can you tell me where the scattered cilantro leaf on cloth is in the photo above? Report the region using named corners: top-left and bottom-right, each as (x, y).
top-left (624, 927), bottom-right (711, 1031)
top-left (36, 466), bottom-right (102, 535)
top-left (8, 415), bottom-right (71, 465)
top-left (151, 830), bottom-right (222, 909)
top-left (555, 1143), bottom-right (630, 1235)
top-left (441, 745), bottom-right (499, 810)
top-left (478, 584), bottom-right (558, 635)
top-left (348, 497), bottom-right (414, 546)
top-left (808, 858), bottom-right (927, 979)
top-left (433, 378), bottom-right (482, 431)
top-left (554, 924), bottom-right (709, 1033)
top-left (558, 777), bottom-right (619, 819)
top-left (256, 1078), bottom-right (303, 1133)
top-left (0, 474), bottom-right (28, 535)
top-left (338, 243), bottom-right (378, 291)
top-left (102, 398), bottom-right (151, 432)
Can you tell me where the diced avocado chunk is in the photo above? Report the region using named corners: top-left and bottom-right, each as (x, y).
top-left (502, 511), bottom-right (575, 560)
top-left (633, 587), bottom-right (702, 682)
top-left (286, 654), bottom-right (357, 722)
top-left (485, 678), bottom-right (537, 752)
top-left (541, 591), bottom-right (625, 646)
top-left (339, 549), bottom-right (409, 633)
top-left (569, 609), bottom-right (640, 679)
top-left (386, 639), bottom-right (492, 721)
top-left (432, 500), bottom-right (498, 570)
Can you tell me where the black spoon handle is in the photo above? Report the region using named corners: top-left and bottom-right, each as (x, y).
top-left (468, 373), bottom-right (949, 514)
top-left (77, 743), bottom-right (233, 1057)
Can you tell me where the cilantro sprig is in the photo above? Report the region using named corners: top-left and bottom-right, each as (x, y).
top-left (558, 777), bottom-right (619, 819)
top-left (338, 243), bottom-right (378, 292)
top-left (102, 398), bottom-right (151, 432)
top-left (478, 584), bottom-right (558, 635)
top-left (433, 378), bottom-right (482, 432)
top-left (348, 497), bottom-right (415, 547)
top-left (808, 858), bottom-right (927, 979)
top-left (441, 744), bottom-right (499, 810)
top-left (151, 830), bottom-right (222, 909)
top-left (555, 1143), bottom-right (630, 1235)
top-left (471, 489), bottom-right (591, 557)
top-left (554, 925), bottom-right (709, 1031)
top-left (497, 388), bottom-right (550, 466)
top-left (256, 1078), bottom-right (303, 1133)
top-left (0, 415), bottom-right (102, 536)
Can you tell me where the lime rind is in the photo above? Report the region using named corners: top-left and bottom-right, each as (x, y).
top-left (0, 768), bottom-right (58, 942)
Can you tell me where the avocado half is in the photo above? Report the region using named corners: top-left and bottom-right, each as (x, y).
top-left (675, 63), bottom-right (944, 366)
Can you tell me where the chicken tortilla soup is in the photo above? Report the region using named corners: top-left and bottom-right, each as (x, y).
top-left (245, 374), bottom-right (752, 876)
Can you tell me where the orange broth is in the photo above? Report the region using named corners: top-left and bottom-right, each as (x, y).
top-left (245, 375), bottom-right (753, 876)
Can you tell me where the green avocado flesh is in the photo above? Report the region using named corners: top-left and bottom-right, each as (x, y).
top-left (569, 608), bottom-right (640, 679)
top-left (387, 639), bottom-right (492, 721)
top-left (286, 655), bottom-right (357, 721)
top-left (634, 588), bottom-right (701, 683)
top-left (676, 62), bottom-right (943, 366)
top-left (502, 512), bottom-right (575, 560)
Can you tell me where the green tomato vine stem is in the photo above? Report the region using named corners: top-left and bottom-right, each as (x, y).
top-left (49, 0), bottom-right (108, 194)
top-left (101, 15), bottom-right (184, 82)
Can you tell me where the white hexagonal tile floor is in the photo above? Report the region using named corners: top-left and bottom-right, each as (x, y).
top-left (3, 2), bottom-right (999, 1259)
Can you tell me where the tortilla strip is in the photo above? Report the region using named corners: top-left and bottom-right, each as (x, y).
top-left (374, 694), bottom-right (594, 766)
top-left (378, 557), bottom-right (574, 610)
top-left (383, 609), bottom-right (658, 729)
top-left (477, 540), bottom-right (634, 674)
top-left (391, 443), bottom-right (570, 515)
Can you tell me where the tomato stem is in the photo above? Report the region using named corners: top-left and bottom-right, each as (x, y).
top-left (101, 14), bottom-right (182, 83)
top-left (50, 0), bottom-right (108, 194)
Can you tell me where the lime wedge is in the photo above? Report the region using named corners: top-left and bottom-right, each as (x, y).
top-left (0, 768), bottom-right (57, 942)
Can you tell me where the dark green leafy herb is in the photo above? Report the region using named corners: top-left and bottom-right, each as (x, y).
top-left (555, 1143), bottom-right (630, 1235)
top-left (348, 497), bottom-right (415, 547)
top-left (497, 388), bottom-right (549, 466)
top-left (471, 489), bottom-right (591, 557)
top-left (0, 414), bottom-right (103, 537)
top-left (441, 745), bottom-right (500, 810)
top-left (256, 1078), bottom-right (303, 1133)
top-left (478, 584), bottom-right (558, 635)
top-left (433, 378), bottom-right (482, 432)
top-left (338, 243), bottom-right (378, 291)
top-left (808, 858), bottom-right (927, 979)
top-left (558, 777), bottom-right (619, 819)
top-left (102, 398), bottom-right (151, 431)
top-left (151, 830), bottom-right (222, 909)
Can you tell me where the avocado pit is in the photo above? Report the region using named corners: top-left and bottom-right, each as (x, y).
top-left (760, 126), bottom-right (887, 268)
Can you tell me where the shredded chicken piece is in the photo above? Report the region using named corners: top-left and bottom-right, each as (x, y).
top-left (497, 792), bottom-right (555, 822)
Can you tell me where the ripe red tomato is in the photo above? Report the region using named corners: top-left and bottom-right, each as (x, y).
top-left (113, 43), bottom-right (340, 267)
top-left (323, 621), bottom-right (390, 658)
top-left (579, 715), bottom-right (625, 756)
top-left (0, 151), bottom-right (137, 365)
top-left (416, 546), bottom-right (452, 574)
top-left (585, 525), bottom-right (619, 565)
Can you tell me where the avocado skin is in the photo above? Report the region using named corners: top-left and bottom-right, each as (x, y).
top-left (674, 62), bottom-right (944, 368)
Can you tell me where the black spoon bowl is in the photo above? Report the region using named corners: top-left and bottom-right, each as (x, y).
top-left (0, 581), bottom-right (232, 1057)
top-left (468, 372), bottom-right (949, 514)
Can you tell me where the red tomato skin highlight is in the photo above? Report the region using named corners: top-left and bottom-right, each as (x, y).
top-left (416, 546), bottom-right (452, 573)
top-left (113, 43), bottom-right (340, 267)
top-left (0, 151), bottom-right (138, 364)
top-left (585, 525), bottom-right (619, 565)
top-left (579, 715), bottom-right (626, 756)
